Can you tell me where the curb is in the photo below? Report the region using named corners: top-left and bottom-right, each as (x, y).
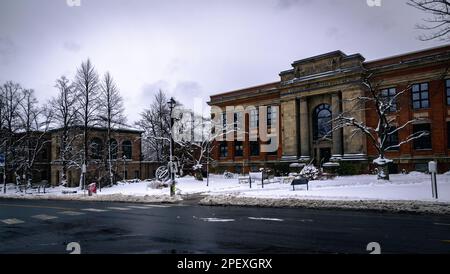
top-left (199, 195), bottom-right (450, 215)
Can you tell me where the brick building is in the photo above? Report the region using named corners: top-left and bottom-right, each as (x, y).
top-left (2, 126), bottom-right (160, 187)
top-left (208, 45), bottom-right (450, 174)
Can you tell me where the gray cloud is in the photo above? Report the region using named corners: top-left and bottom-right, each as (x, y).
top-left (63, 41), bottom-right (81, 52)
top-left (275, 0), bottom-right (312, 9)
top-left (0, 37), bottom-right (16, 65)
top-left (0, 0), bottom-right (446, 123)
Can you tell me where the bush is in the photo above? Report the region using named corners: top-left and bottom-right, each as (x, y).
top-left (300, 165), bottom-right (320, 180)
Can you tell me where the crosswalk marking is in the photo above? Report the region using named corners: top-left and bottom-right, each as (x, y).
top-left (58, 211), bottom-right (86, 216)
top-left (32, 214), bottom-right (58, 220)
top-left (1, 218), bottom-right (25, 225)
top-left (107, 207), bottom-right (131, 211)
top-left (127, 206), bottom-right (151, 209)
top-left (82, 208), bottom-right (109, 212)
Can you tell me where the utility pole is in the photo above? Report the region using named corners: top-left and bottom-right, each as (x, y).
top-left (168, 97), bottom-right (176, 196)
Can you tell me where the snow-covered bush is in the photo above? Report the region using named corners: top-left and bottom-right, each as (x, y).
top-left (147, 180), bottom-right (169, 190)
top-left (300, 165), bottom-right (320, 180)
top-left (223, 171), bottom-right (234, 179)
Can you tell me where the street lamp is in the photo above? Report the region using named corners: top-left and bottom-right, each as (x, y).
top-left (122, 155), bottom-right (127, 181)
top-left (167, 97), bottom-right (176, 196)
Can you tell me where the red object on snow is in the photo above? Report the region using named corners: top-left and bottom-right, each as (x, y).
top-left (88, 183), bottom-right (97, 194)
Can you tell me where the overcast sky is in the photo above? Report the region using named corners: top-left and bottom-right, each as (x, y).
top-left (0, 0), bottom-right (447, 124)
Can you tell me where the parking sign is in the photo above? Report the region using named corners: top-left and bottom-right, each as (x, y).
top-left (0, 154), bottom-right (5, 167)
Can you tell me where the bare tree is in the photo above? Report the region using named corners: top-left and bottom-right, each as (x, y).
top-left (15, 89), bottom-right (53, 187)
top-left (408, 0), bottom-right (450, 41)
top-left (50, 76), bottom-right (79, 186)
top-left (331, 75), bottom-right (429, 180)
top-left (0, 81), bottom-right (25, 193)
top-left (74, 59), bottom-right (100, 189)
top-left (98, 72), bottom-right (126, 186)
top-left (136, 90), bottom-right (171, 162)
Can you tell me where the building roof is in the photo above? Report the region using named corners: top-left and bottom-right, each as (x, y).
top-left (48, 125), bottom-right (144, 134)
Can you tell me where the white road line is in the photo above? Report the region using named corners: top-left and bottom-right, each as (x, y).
top-left (32, 214), bottom-right (58, 220)
top-left (248, 217), bottom-right (284, 222)
top-left (82, 208), bottom-right (109, 212)
top-left (434, 223), bottom-right (450, 226)
top-left (142, 204), bottom-right (171, 208)
top-left (107, 207), bottom-right (131, 211)
top-left (1, 218), bottom-right (25, 225)
top-left (127, 206), bottom-right (151, 209)
top-left (58, 211), bottom-right (86, 216)
top-left (198, 217), bottom-right (235, 222)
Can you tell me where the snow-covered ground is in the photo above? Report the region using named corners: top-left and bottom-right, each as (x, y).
top-left (1, 172), bottom-right (449, 203)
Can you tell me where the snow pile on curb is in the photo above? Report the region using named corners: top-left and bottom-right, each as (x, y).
top-left (199, 195), bottom-right (450, 215)
top-left (1, 193), bottom-right (181, 204)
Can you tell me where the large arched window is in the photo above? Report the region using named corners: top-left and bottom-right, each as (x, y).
top-left (122, 140), bottom-right (132, 159)
top-left (109, 139), bottom-right (118, 159)
top-left (90, 138), bottom-right (103, 159)
top-left (313, 104), bottom-right (332, 140)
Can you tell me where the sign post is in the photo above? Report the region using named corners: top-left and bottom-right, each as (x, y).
top-left (428, 161), bottom-right (438, 199)
top-left (0, 154), bottom-right (5, 194)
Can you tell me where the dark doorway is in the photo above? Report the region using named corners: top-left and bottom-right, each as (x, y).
top-left (319, 148), bottom-right (331, 166)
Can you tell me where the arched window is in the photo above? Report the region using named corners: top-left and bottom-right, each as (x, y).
top-left (109, 139), bottom-right (118, 159)
top-left (90, 138), bottom-right (103, 159)
top-left (122, 140), bottom-right (132, 159)
top-left (313, 104), bottom-right (332, 140)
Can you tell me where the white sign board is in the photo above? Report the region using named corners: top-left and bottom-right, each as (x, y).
top-left (428, 161), bottom-right (437, 173)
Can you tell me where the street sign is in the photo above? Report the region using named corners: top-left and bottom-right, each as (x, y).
top-left (0, 154), bottom-right (5, 167)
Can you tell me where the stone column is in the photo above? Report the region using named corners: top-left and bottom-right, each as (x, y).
top-left (331, 92), bottom-right (343, 160)
top-left (281, 99), bottom-right (298, 161)
top-left (299, 97), bottom-right (310, 162)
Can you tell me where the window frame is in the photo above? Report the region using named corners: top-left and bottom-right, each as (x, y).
top-left (313, 104), bottom-right (332, 141)
top-left (411, 82), bottom-right (430, 110)
top-left (413, 123), bottom-right (432, 150)
top-left (380, 87), bottom-right (397, 113)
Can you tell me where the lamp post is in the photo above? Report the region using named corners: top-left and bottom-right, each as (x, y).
top-left (167, 97), bottom-right (176, 196)
top-left (122, 155), bottom-right (127, 181)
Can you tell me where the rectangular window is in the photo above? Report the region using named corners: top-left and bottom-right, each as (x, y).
top-left (267, 106), bottom-right (278, 127)
top-left (235, 141), bottom-right (243, 157)
top-left (380, 88), bottom-right (397, 113)
top-left (250, 108), bottom-right (259, 129)
top-left (219, 142), bottom-right (228, 158)
top-left (234, 111), bottom-right (243, 131)
top-left (134, 170), bottom-right (139, 179)
top-left (413, 123), bottom-right (432, 150)
top-left (250, 142), bottom-right (260, 156)
top-left (446, 79), bottom-right (450, 105)
top-left (385, 127), bottom-right (399, 151)
top-left (411, 83), bottom-right (429, 110)
top-left (222, 112), bottom-right (227, 133)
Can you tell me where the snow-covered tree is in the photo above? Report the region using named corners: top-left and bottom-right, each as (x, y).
top-left (15, 89), bottom-right (53, 186)
top-left (331, 75), bottom-right (429, 180)
top-left (136, 90), bottom-right (171, 162)
top-left (98, 72), bottom-right (126, 186)
top-left (74, 59), bottom-right (100, 188)
top-left (0, 81), bottom-right (25, 193)
top-left (49, 76), bottom-right (80, 186)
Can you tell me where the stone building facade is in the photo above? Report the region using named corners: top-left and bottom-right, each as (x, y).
top-left (208, 45), bottom-right (450, 174)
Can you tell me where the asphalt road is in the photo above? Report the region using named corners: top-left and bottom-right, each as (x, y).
top-left (0, 198), bottom-right (449, 254)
